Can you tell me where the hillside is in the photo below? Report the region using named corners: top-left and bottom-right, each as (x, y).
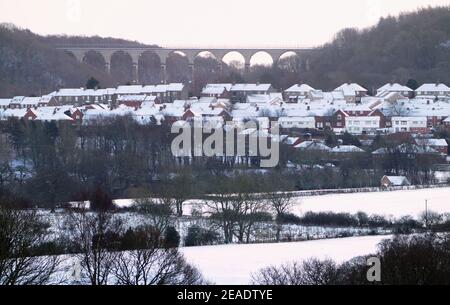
top-left (1, 6), bottom-right (450, 97)
top-left (0, 24), bottom-right (124, 97)
top-left (303, 6), bottom-right (450, 91)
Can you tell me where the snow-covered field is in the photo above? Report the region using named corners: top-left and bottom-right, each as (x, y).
top-left (180, 235), bottom-right (390, 284)
top-left (291, 187), bottom-right (450, 219)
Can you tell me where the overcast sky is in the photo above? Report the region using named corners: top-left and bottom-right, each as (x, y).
top-left (1, 0), bottom-right (449, 47)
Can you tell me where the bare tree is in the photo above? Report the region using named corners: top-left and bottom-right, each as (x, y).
top-left (265, 192), bottom-right (295, 242)
top-left (252, 258), bottom-right (341, 285)
top-left (134, 196), bottom-right (174, 234)
top-left (112, 225), bottom-right (204, 285)
top-left (64, 209), bottom-right (122, 285)
top-left (0, 206), bottom-right (60, 285)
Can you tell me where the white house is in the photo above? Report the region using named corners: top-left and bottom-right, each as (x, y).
top-left (391, 116), bottom-right (428, 133)
top-left (415, 83), bottom-right (450, 99)
top-left (278, 116), bottom-right (315, 129)
top-left (345, 116), bottom-right (380, 134)
top-left (334, 83), bottom-right (368, 103)
top-left (0, 98), bottom-right (11, 110)
top-left (284, 84), bottom-right (315, 102)
top-left (376, 83), bottom-right (413, 97)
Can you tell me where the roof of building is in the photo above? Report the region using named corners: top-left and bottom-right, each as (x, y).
top-left (334, 83), bottom-right (368, 96)
top-left (0, 98), bottom-right (11, 106)
top-left (231, 84), bottom-right (272, 92)
top-left (294, 141), bottom-right (331, 151)
top-left (377, 83), bottom-right (413, 93)
top-left (382, 175), bottom-right (410, 186)
top-left (330, 145), bottom-right (365, 153)
top-left (285, 84), bottom-right (315, 93)
top-left (415, 138), bottom-right (448, 147)
top-left (416, 83), bottom-right (450, 92)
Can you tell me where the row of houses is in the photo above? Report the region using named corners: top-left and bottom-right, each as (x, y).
top-left (283, 82), bottom-right (450, 103)
top-left (2, 94), bottom-right (450, 136)
top-left (1, 82), bottom-right (450, 135)
top-left (0, 83), bottom-right (189, 109)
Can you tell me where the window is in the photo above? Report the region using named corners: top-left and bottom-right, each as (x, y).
top-left (337, 114), bottom-right (342, 120)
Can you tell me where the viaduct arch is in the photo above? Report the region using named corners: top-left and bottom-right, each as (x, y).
top-left (59, 46), bottom-right (313, 84)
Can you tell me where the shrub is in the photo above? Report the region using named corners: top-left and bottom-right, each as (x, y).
top-left (164, 226), bottom-right (180, 248)
top-left (276, 213), bottom-right (302, 225)
top-left (90, 186), bottom-right (115, 211)
top-left (184, 225), bottom-right (220, 247)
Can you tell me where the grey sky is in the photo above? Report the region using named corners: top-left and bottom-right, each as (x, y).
top-left (0, 0), bottom-right (449, 47)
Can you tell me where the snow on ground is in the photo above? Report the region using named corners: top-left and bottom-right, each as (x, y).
top-left (291, 187), bottom-right (450, 219)
top-left (182, 187), bottom-right (450, 219)
top-left (180, 235), bottom-right (390, 285)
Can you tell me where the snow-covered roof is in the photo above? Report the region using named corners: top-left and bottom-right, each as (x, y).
top-left (231, 84), bottom-right (272, 92)
top-left (415, 138), bottom-right (448, 147)
top-left (0, 98), bottom-right (11, 106)
top-left (246, 93), bottom-right (282, 104)
top-left (383, 175), bottom-right (410, 186)
top-left (330, 145), bottom-right (365, 153)
top-left (117, 95), bottom-right (149, 102)
top-left (377, 83), bottom-right (412, 93)
top-left (32, 107), bottom-right (74, 121)
top-left (10, 96), bottom-right (25, 104)
top-left (373, 144), bottom-right (439, 155)
top-left (203, 83), bottom-right (233, 91)
top-left (115, 85), bottom-right (143, 95)
top-left (21, 97), bottom-right (42, 106)
top-left (294, 141), bottom-right (331, 151)
top-left (334, 83), bottom-right (367, 96)
top-left (285, 84), bottom-right (315, 93)
top-left (0, 108), bottom-right (27, 119)
top-left (416, 83), bottom-right (450, 93)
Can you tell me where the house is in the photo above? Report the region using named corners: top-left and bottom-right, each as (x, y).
top-left (9, 96), bottom-right (25, 109)
top-left (0, 98), bottom-right (11, 110)
top-left (330, 145), bottom-right (365, 154)
top-left (331, 109), bottom-right (348, 131)
top-left (334, 83), bottom-right (368, 103)
top-left (391, 116), bottom-right (428, 133)
top-left (23, 107), bottom-right (74, 122)
top-left (294, 140), bottom-right (331, 151)
top-left (278, 116), bottom-right (315, 129)
top-left (246, 93), bottom-right (283, 105)
top-left (54, 88), bottom-right (87, 105)
top-left (0, 108), bottom-right (27, 120)
top-left (230, 84), bottom-right (274, 103)
top-left (141, 83), bottom-right (188, 103)
top-left (201, 84), bottom-right (232, 98)
top-left (116, 95), bottom-right (160, 108)
top-left (380, 175), bottom-right (411, 188)
top-left (284, 84), bottom-right (315, 102)
top-left (376, 83), bottom-right (413, 97)
top-left (415, 138), bottom-right (448, 155)
top-left (415, 83), bottom-right (450, 100)
top-left (372, 143), bottom-right (441, 157)
top-left (345, 115), bottom-right (380, 134)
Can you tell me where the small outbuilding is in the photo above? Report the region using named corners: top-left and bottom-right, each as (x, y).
top-left (380, 175), bottom-right (411, 188)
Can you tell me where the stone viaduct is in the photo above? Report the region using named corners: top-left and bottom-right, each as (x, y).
top-left (56, 45), bottom-right (313, 84)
